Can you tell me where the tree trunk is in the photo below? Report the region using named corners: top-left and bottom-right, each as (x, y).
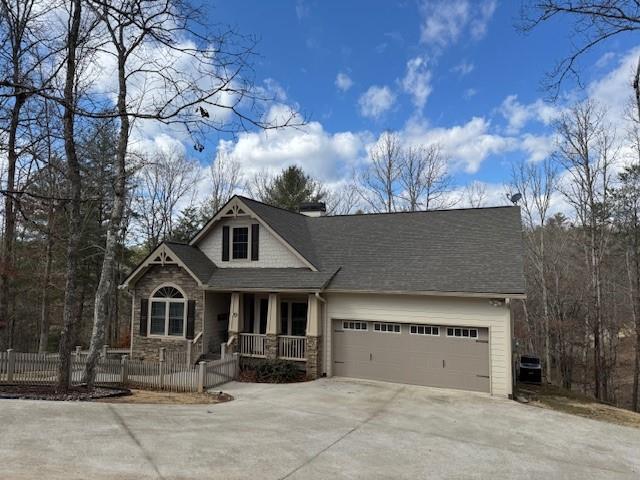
top-left (57, 0), bottom-right (83, 393)
top-left (38, 209), bottom-right (54, 353)
top-left (85, 47), bottom-right (128, 389)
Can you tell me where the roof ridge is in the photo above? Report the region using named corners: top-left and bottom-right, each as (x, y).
top-left (237, 195), bottom-right (306, 217)
top-left (312, 205), bottom-right (520, 219)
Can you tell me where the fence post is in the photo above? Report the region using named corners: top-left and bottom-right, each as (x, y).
top-left (7, 349), bottom-right (15, 382)
top-left (186, 340), bottom-right (193, 366)
top-left (198, 361), bottom-right (206, 393)
top-left (159, 347), bottom-right (165, 362)
top-left (220, 343), bottom-right (227, 360)
top-left (74, 346), bottom-right (82, 359)
top-left (121, 355), bottom-right (128, 385)
top-left (102, 344), bottom-right (109, 359)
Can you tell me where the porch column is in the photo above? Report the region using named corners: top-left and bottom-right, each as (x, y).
top-left (265, 293), bottom-right (279, 359)
top-left (306, 293), bottom-right (321, 378)
top-left (228, 292), bottom-right (241, 338)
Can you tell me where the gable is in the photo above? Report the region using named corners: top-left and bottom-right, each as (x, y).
top-left (198, 216), bottom-right (307, 268)
top-left (121, 242), bottom-right (215, 288)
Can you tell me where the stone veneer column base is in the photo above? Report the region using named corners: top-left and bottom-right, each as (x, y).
top-left (306, 336), bottom-right (320, 379)
top-left (265, 334), bottom-right (278, 359)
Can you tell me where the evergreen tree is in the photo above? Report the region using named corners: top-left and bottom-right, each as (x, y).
top-left (262, 165), bottom-right (325, 211)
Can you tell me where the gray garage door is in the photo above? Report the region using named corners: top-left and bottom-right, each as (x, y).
top-left (332, 320), bottom-right (490, 393)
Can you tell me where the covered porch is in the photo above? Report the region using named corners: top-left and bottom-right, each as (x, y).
top-left (204, 290), bottom-right (323, 377)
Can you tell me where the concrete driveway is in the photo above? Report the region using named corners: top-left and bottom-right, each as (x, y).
top-left (1, 378), bottom-right (638, 480)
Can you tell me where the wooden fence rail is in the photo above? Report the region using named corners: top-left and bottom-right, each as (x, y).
top-left (0, 349), bottom-right (238, 393)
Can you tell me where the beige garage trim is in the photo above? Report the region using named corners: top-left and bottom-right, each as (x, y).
top-left (324, 293), bottom-right (513, 396)
top-left (332, 321), bottom-right (491, 393)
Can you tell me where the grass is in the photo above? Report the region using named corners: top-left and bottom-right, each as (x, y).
top-left (97, 389), bottom-right (233, 405)
top-left (516, 382), bottom-right (640, 429)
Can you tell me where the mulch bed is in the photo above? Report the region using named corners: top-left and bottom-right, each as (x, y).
top-left (0, 384), bottom-right (130, 401)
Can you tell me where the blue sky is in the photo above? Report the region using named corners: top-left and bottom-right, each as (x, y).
top-left (178, 0), bottom-right (639, 206)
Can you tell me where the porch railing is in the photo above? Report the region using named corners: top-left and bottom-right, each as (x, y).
top-left (278, 335), bottom-right (306, 361)
top-left (239, 333), bottom-right (266, 357)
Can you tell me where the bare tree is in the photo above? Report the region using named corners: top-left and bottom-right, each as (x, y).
top-left (510, 159), bottom-right (558, 381)
top-left (521, 1), bottom-right (640, 121)
top-left (464, 181), bottom-right (488, 208)
top-left (555, 100), bottom-right (617, 400)
top-left (357, 131), bottom-right (402, 213)
top-left (133, 146), bottom-right (199, 249)
top-left (399, 144), bottom-right (452, 211)
top-left (201, 151), bottom-right (242, 217)
top-left (0, 0), bottom-right (62, 344)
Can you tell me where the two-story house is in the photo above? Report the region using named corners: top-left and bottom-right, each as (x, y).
top-left (121, 195), bottom-right (525, 396)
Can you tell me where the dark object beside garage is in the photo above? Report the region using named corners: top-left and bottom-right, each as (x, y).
top-left (519, 355), bottom-right (542, 384)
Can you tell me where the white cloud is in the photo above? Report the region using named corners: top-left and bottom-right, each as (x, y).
top-left (358, 85), bottom-right (396, 119)
top-left (335, 72), bottom-right (354, 92)
top-left (401, 57), bottom-right (432, 110)
top-left (520, 133), bottom-right (557, 163)
top-left (452, 61), bottom-right (475, 76)
top-left (464, 88), bottom-right (477, 99)
top-left (588, 47), bottom-right (640, 127)
top-left (215, 121), bottom-right (369, 182)
top-left (402, 116), bottom-right (518, 174)
top-left (499, 95), bottom-right (561, 134)
top-left (419, 0), bottom-right (496, 49)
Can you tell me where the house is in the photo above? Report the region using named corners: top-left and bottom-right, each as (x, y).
top-left (121, 195), bottom-right (525, 396)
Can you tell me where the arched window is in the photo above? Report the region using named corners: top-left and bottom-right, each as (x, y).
top-left (149, 285), bottom-right (186, 337)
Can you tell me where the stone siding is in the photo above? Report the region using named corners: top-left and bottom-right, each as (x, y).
top-left (131, 264), bottom-right (204, 362)
top-left (306, 336), bottom-right (321, 379)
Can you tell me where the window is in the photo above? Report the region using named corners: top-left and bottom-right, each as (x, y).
top-left (280, 300), bottom-right (308, 336)
top-left (343, 321), bottom-right (367, 331)
top-left (373, 322), bottom-right (401, 333)
top-left (232, 227), bottom-right (249, 259)
top-left (149, 286), bottom-right (186, 337)
top-left (446, 327), bottom-right (478, 339)
top-left (409, 325), bottom-right (440, 336)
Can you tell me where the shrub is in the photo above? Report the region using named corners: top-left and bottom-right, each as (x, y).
top-left (254, 359), bottom-right (302, 383)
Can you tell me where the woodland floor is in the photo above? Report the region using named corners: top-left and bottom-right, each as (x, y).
top-left (516, 382), bottom-right (640, 429)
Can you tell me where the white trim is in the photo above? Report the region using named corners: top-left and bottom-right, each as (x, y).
top-left (325, 288), bottom-right (526, 299)
top-left (148, 284), bottom-right (187, 338)
top-left (372, 322), bottom-right (401, 334)
top-left (190, 196), bottom-right (319, 271)
top-left (121, 243), bottom-right (205, 288)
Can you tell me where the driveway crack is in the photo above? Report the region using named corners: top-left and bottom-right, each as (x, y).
top-left (278, 386), bottom-right (405, 480)
top-left (108, 405), bottom-right (165, 480)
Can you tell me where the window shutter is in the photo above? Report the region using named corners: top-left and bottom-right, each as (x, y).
top-left (251, 223), bottom-right (259, 261)
top-left (222, 226), bottom-right (230, 261)
top-left (139, 299), bottom-right (148, 337)
top-left (186, 300), bottom-right (196, 339)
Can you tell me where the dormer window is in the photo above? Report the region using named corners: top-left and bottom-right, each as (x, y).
top-left (232, 227), bottom-right (249, 259)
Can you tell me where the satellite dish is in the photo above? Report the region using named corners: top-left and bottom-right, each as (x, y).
top-left (508, 192), bottom-right (522, 205)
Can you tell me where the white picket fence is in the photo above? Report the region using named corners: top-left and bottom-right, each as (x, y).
top-left (0, 349), bottom-right (239, 393)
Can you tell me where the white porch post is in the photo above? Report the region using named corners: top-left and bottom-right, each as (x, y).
top-left (266, 293), bottom-right (280, 359)
top-left (306, 294), bottom-right (321, 379)
top-left (306, 294), bottom-right (320, 336)
top-left (229, 292), bottom-right (241, 335)
top-left (266, 293), bottom-right (280, 335)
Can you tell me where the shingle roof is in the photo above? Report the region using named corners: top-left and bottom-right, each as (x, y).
top-left (206, 268), bottom-right (338, 290)
top-left (306, 207), bottom-right (525, 294)
top-left (138, 198), bottom-right (525, 296)
top-left (164, 241), bottom-right (216, 284)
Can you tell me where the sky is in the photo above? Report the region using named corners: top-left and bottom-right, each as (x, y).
top-left (163, 0), bottom-right (639, 208)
